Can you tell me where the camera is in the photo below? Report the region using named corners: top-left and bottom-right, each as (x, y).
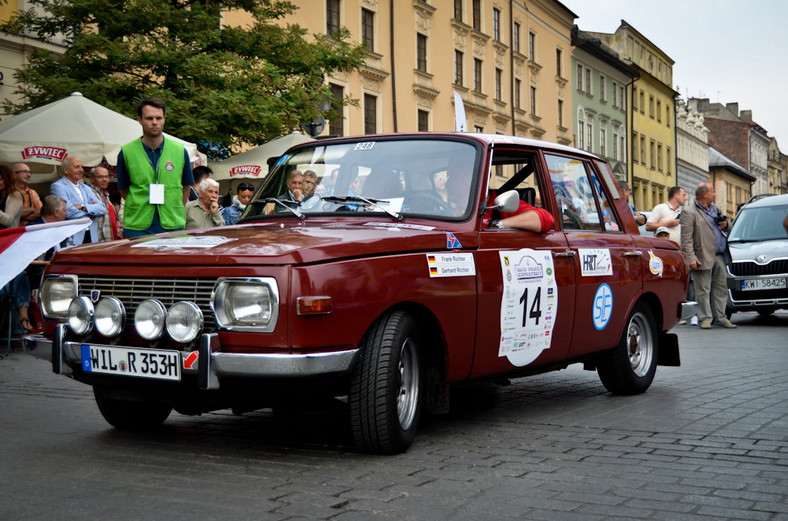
top-left (715, 214), bottom-right (728, 224)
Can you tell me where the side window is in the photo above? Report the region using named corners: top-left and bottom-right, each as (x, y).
top-left (545, 154), bottom-right (602, 231)
top-left (486, 152), bottom-right (549, 216)
top-left (590, 170), bottom-right (621, 232)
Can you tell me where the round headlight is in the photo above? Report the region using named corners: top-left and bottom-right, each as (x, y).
top-left (95, 297), bottom-right (126, 337)
top-left (166, 301), bottom-right (203, 343)
top-left (67, 296), bottom-right (94, 336)
top-left (41, 276), bottom-right (77, 318)
top-left (134, 299), bottom-right (167, 340)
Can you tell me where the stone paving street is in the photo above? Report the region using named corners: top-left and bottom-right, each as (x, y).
top-left (0, 311), bottom-right (786, 521)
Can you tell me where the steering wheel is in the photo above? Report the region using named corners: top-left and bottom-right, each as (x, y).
top-left (404, 191), bottom-right (447, 214)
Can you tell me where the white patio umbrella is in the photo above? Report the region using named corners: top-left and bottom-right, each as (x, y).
top-left (0, 92), bottom-right (207, 184)
top-left (212, 131), bottom-right (314, 183)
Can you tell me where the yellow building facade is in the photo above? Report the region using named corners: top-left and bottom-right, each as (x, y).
top-left (587, 22), bottom-right (677, 212)
top-left (225, 0), bottom-right (576, 145)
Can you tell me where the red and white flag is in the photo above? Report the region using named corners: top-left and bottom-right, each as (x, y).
top-left (0, 218), bottom-right (90, 288)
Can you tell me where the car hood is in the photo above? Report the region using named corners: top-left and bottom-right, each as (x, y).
top-left (728, 239), bottom-right (788, 264)
top-left (50, 220), bottom-right (478, 266)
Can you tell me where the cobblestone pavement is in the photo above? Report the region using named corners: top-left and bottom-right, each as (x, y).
top-left (0, 311), bottom-right (786, 521)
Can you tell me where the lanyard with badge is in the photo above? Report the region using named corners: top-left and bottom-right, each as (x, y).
top-left (148, 143), bottom-right (166, 205)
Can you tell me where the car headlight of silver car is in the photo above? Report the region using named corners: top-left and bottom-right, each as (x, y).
top-left (41, 275), bottom-right (78, 319)
top-left (212, 277), bottom-right (279, 332)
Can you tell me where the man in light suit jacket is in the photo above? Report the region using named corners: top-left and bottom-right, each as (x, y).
top-left (50, 156), bottom-right (106, 245)
top-left (680, 182), bottom-right (736, 330)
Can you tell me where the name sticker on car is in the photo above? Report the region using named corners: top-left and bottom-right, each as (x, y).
top-left (131, 236), bottom-right (236, 250)
top-left (354, 142), bottom-right (375, 150)
top-left (498, 249), bottom-right (558, 367)
top-left (426, 253), bottom-right (476, 277)
top-left (579, 248), bottom-right (612, 276)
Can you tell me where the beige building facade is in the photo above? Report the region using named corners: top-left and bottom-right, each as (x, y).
top-left (587, 21), bottom-right (677, 213)
top-left (224, 1), bottom-right (577, 144)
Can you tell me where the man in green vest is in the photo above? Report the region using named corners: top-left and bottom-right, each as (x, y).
top-left (117, 97), bottom-right (195, 238)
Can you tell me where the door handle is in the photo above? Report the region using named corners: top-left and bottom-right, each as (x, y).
top-left (624, 251), bottom-right (643, 257)
top-left (554, 250), bottom-right (577, 257)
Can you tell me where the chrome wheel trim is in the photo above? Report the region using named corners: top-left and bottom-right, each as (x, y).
top-left (627, 312), bottom-right (654, 377)
top-left (396, 338), bottom-right (420, 430)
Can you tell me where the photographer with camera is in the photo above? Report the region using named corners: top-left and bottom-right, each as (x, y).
top-left (680, 182), bottom-right (736, 329)
top-left (646, 185), bottom-right (687, 243)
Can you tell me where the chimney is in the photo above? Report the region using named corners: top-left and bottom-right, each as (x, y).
top-left (726, 102), bottom-right (739, 116)
top-left (740, 109), bottom-right (752, 121)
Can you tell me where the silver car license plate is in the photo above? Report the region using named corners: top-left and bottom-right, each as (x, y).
top-left (740, 278), bottom-right (787, 291)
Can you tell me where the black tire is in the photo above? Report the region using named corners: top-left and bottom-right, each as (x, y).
top-left (349, 311), bottom-right (423, 454)
top-left (93, 386), bottom-right (172, 430)
top-left (597, 304), bottom-right (658, 395)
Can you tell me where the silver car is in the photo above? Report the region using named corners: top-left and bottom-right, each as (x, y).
top-left (725, 194), bottom-right (788, 318)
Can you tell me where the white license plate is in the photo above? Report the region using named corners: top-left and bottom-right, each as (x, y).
top-left (81, 344), bottom-right (181, 381)
top-left (740, 278), bottom-right (787, 291)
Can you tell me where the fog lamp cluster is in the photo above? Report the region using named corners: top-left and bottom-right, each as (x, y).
top-left (66, 297), bottom-right (203, 343)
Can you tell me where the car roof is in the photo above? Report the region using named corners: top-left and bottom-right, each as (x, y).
top-left (742, 193), bottom-right (788, 209)
top-left (300, 132), bottom-right (600, 161)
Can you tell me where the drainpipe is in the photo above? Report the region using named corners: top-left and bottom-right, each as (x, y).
top-left (510, 0), bottom-right (516, 135)
top-left (389, 0), bottom-right (398, 132)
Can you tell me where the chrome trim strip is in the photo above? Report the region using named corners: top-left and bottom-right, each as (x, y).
top-left (212, 349), bottom-right (358, 378)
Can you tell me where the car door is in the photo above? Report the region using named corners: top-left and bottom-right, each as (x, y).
top-left (471, 150), bottom-right (577, 378)
top-left (545, 153), bottom-right (643, 357)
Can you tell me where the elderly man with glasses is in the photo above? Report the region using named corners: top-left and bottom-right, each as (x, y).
top-left (12, 163), bottom-right (42, 226)
top-left (222, 182), bottom-right (255, 225)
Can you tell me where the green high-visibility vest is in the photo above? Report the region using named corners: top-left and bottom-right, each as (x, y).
top-left (121, 138), bottom-right (186, 231)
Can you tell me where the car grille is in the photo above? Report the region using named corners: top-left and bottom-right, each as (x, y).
top-left (77, 276), bottom-right (217, 330)
top-left (729, 259), bottom-right (788, 276)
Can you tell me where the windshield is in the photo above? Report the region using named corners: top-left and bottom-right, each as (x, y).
top-left (242, 138), bottom-right (481, 221)
top-left (729, 203), bottom-right (788, 242)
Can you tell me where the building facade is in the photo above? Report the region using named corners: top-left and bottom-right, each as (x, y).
top-left (570, 26), bottom-right (637, 183)
top-left (587, 21), bottom-right (677, 213)
top-left (225, 0), bottom-right (577, 148)
top-left (1, 1), bottom-right (66, 117)
top-left (708, 146), bottom-right (755, 219)
top-left (767, 137), bottom-right (788, 194)
top-left (675, 98), bottom-right (709, 193)
top-left (689, 99), bottom-right (770, 196)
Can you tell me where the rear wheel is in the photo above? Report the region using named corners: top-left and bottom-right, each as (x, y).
top-left (93, 386), bottom-right (172, 430)
top-left (597, 304), bottom-right (658, 395)
top-left (349, 311), bottom-right (423, 454)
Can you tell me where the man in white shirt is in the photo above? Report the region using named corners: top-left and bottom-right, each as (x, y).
top-left (646, 186), bottom-right (687, 243)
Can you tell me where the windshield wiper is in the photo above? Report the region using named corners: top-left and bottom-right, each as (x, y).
top-left (250, 198), bottom-right (306, 219)
top-left (321, 196), bottom-right (403, 221)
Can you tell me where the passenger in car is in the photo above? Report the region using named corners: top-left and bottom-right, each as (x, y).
top-left (487, 196), bottom-right (554, 233)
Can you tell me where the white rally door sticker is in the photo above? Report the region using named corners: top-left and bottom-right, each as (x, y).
top-left (579, 248), bottom-right (612, 276)
top-left (499, 249), bottom-right (558, 367)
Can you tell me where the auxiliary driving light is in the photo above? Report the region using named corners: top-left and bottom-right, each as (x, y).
top-left (166, 301), bottom-right (203, 343)
top-left (67, 296), bottom-right (94, 336)
top-left (94, 297), bottom-right (126, 337)
top-left (134, 299), bottom-right (167, 340)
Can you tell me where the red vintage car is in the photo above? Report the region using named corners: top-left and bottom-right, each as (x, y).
top-left (30, 133), bottom-right (694, 454)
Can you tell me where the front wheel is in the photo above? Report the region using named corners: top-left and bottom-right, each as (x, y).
top-left (349, 311), bottom-right (423, 454)
top-left (93, 386), bottom-right (172, 430)
top-left (597, 304), bottom-right (658, 395)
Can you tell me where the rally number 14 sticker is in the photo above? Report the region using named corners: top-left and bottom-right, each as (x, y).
top-left (498, 249), bottom-right (558, 367)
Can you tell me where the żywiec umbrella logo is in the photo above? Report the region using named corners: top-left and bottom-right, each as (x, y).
top-left (230, 165), bottom-right (262, 177)
top-left (21, 146), bottom-right (67, 161)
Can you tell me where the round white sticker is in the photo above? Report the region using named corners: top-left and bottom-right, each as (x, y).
top-left (593, 283), bottom-right (613, 330)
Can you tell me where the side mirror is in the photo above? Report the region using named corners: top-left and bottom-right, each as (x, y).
top-left (493, 190), bottom-right (521, 213)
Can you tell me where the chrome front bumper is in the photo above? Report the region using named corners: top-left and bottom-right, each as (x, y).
top-left (27, 325), bottom-right (358, 391)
